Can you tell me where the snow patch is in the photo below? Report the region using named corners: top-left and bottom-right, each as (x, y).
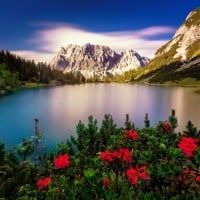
top-left (50, 44), bottom-right (149, 79)
top-left (174, 25), bottom-right (200, 60)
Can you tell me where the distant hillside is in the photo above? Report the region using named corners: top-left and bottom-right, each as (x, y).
top-left (139, 57), bottom-right (200, 84)
top-left (136, 7), bottom-right (200, 84)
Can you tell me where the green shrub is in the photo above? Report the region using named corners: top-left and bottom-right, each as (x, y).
top-left (1, 111), bottom-right (200, 199)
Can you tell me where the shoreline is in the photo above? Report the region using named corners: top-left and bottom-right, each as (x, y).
top-left (142, 81), bottom-right (200, 87)
top-left (1, 80), bottom-right (200, 97)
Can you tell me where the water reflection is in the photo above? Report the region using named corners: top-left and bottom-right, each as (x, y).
top-left (0, 83), bottom-right (200, 149)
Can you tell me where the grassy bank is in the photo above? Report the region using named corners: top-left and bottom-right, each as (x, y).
top-left (21, 82), bottom-right (49, 88)
top-left (194, 88), bottom-right (200, 94)
top-left (142, 78), bottom-right (200, 91)
top-left (164, 77), bottom-right (200, 87)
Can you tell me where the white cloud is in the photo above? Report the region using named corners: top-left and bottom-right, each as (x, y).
top-left (12, 23), bottom-right (176, 63)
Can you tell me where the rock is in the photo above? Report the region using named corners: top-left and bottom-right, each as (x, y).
top-left (50, 43), bottom-right (149, 80)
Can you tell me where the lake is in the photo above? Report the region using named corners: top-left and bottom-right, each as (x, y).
top-left (0, 83), bottom-right (200, 149)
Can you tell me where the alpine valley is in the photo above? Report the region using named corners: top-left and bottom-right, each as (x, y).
top-left (135, 7), bottom-right (200, 84)
top-left (49, 7), bottom-right (200, 84)
top-left (1, 7), bottom-right (200, 93)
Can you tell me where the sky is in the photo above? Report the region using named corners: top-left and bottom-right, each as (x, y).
top-left (0, 0), bottom-right (199, 63)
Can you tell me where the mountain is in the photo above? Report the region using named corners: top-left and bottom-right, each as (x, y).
top-left (156, 7), bottom-right (200, 61)
top-left (137, 7), bottom-right (200, 84)
top-left (50, 43), bottom-right (149, 81)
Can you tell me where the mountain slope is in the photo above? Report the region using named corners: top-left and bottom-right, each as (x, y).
top-left (157, 7), bottom-right (200, 61)
top-left (137, 7), bottom-right (200, 83)
top-left (50, 43), bottom-right (149, 80)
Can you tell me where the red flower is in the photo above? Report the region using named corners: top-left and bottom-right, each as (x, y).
top-left (54, 154), bottom-right (70, 169)
top-left (117, 148), bottom-right (132, 163)
top-left (37, 177), bottom-right (52, 191)
top-left (196, 176), bottom-right (200, 183)
top-left (127, 165), bottom-right (150, 186)
top-left (103, 178), bottom-right (110, 189)
top-left (163, 120), bottom-right (172, 133)
top-left (124, 129), bottom-right (139, 140)
top-left (157, 120), bottom-right (172, 133)
top-left (100, 150), bottom-right (114, 163)
top-left (127, 167), bottom-right (138, 186)
top-left (137, 165), bottom-right (150, 180)
top-left (100, 148), bottom-right (132, 163)
top-left (176, 167), bottom-right (196, 185)
top-left (177, 136), bottom-right (198, 157)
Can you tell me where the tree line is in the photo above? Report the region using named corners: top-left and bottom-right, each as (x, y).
top-left (0, 50), bottom-right (84, 94)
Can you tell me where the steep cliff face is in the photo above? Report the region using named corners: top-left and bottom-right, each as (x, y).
top-left (110, 50), bottom-right (149, 75)
top-left (50, 43), bottom-right (149, 80)
top-left (136, 7), bottom-right (200, 83)
top-left (152, 7), bottom-right (200, 68)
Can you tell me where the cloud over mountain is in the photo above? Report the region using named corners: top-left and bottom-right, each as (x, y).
top-left (12, 23), bottom-right (176, 63)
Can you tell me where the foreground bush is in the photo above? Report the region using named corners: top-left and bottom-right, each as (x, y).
top-left (0, 110), bottom-right (200, 199)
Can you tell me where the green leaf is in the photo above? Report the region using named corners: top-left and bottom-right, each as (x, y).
top-left (84, 168), bottom-right (96, 179)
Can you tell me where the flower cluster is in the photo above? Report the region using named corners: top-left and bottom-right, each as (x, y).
top-left (100, 148), bottom-right (132, 163)
top-left (103, 178), bottom-right (110, 189)
top-left (124, 129), bottom-right (139, 140)
top-left (100, 150), bottom-right (114, 163)
top-left (177, 136), bottom-right (199, 157)
top-left (176, 167), bottom-right (195, 185)
top-left (157, 120), bottom-right (172, 133)
top-left (163, 120), bottom-right (172, 133)
top-left (176, 167), bottom-right (200, 185)
top-left (54, 153), bottom-right (70, 169)
top-left (126, 165), bottom-right (150, 186)
top-left (196, 176), bottom-right (200, 183)
top-left (37, 177), bottom-right (52, 191)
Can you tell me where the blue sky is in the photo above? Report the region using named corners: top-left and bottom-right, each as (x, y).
top-left (0, 0), bottom-right (199, 62)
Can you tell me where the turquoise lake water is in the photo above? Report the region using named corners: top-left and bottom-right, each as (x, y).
top-left (0, 83), bottom-right (200, 149)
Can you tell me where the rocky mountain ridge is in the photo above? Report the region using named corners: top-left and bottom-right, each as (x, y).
top-left (50, 7), bottom-right (200, 84)
top-left (148, 7), bottom-right (200, 69)
top-left (136, 7), bottom-right (200, 83)
top-left (50, 43), bottom-right (149, 80)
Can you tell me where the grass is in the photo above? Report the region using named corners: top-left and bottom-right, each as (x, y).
top-left (194, 88), bottom-right (200, 94)
top-left (164, 77), bottom-right (200, 86)
top-left (21, 82), bottom-right (49, 88)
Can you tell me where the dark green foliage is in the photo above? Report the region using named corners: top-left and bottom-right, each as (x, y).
top-left (124, 113), bottom-right (135, 130)
top-left (138, 61), bottom-right (182, 83)
top-left (168, 109), bottom-right (178, 132)
top-left (0, 50), bottom-right (38, 82)
top-left (72, 115), bottom-right (99, 157)
top-left (0, 63), bottom-right (21, 94)
top-left (0, 143), bottom-right (5, 165)
top-left (144, 113), bottom-right (150, 128)
top-left (15, 138), bottom-right (34, 161)
top-left (0, 50), bottom-right (87, 95)
top-left (98, 114), bottom-right (118, 150)
top-left (138, 59), bottom-right (200, 83)
top-left (183, 121), bottom-right (200, 138)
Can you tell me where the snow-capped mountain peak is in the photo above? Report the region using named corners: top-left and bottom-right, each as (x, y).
top-left (155, 7), bottom-right (200, 61)
top-left (50, 43), bottom-right (149, 80)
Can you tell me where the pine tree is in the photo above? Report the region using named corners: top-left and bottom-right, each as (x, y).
top-left (183, 120), bottom-right (200, 138)
top-left (168, 109), bottom-right (178, 133)
top-left (98, 114), bottom-right (117, 150)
